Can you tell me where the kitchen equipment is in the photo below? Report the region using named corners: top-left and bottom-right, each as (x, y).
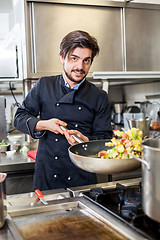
top-left (126, 105), bottom-right (141, 113)
top-left (135, 101), bottom-right (152, 117)
top-left (5, 150), bottom-right (16, 157)
top-left (145, 102), bottom-right (160, 129)
top-left (111, 102), bottom-right (127, 125)
top-left (0, 143), bottom-right (10, 152)
top-left (127, 118), bottom-right (151, 138)
top-left (80, 180), bottom-right (160, 239)
top-left (35, 189), bottom-right (48, 205)
top-left (0, 172), bottom-right (7, 228)
top-left (59, 125), bottom-right (141, 174)
top-left (133, 138), bottom-right (160, 222)
top-left (11, 103), bottom-right (19, 128)
top-left (9, 143), bottom-right (20, 151)
top-left (7, 178), bottom-right (160, 240)
top-left (68, 139), bottom-right (141, 174)
top-left (7, 194), bottom-right (142, 240)
top-left (0, 96), bottom-right (7, 141)
top-left (60, 125), bottom-right (83, 143)
top-left (123, 113), bottom-right (144, 131)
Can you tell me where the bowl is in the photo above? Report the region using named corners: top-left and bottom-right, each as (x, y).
top-left (0, 144), bottom-right (10, 152)
top-left (7, 135), bottom-right (23, 143)
top-left (5, 150), bottom-right (16, 157)
top-left (10, 143), bottom-right (20, 151)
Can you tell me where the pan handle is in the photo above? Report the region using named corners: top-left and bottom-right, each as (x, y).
top-left (60, 125), bottom-right (84, 143)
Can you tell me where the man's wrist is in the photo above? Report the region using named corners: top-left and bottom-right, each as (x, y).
top-left (35, 120), bottom-right (46, 132)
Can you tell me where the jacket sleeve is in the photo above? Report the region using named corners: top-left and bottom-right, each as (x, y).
top-left (90, 90), bottom-right (113, 140)
top-left (14, 79), bottom-right (45, 139)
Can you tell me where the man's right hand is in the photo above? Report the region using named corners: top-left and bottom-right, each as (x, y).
top-left (34, 118), bottom-right (67, 135)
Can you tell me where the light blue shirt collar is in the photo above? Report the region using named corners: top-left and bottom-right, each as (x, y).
top-left (62, 73), bottom-right (85, 90)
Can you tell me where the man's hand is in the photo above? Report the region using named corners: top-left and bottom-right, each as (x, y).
top-left (35, 118), bottom-right (67, 135)
top-left (63, 129), bottom-right (89, 145)
top-left (35, 119), bottom-right (89, 145)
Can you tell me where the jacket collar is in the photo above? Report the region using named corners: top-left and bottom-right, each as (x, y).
top-left (57, 75), bottom-right (76, 103)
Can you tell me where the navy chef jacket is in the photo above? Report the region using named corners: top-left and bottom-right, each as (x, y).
top-left (14, 75), bottom-right (113, 190)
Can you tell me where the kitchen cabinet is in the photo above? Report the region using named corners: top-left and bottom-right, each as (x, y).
top-left (26, 1), bottom-right (123, 79)
top-left (0, 152), bottom-right (35, 195)
top-left (125, 7), bottom-right (160, 71)
top-left (14, 0), bottom-right (160, 82)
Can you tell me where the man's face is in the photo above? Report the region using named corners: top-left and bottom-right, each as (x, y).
top-left (60, 47), bottom-right (92, 87)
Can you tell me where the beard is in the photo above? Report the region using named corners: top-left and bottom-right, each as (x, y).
top-left (64, 68), bottom-right (87, 83)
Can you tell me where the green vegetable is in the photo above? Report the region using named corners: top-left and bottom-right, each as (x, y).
top-left (0, 140), bottom-right (7, 145)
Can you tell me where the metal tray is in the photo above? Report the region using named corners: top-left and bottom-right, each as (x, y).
top-left (6, 197), bottom-right (145, 240)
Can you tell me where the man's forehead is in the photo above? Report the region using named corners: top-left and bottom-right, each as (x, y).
top-left (68, 47), bottom-right (92, 58)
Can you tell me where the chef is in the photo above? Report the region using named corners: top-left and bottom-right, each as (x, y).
top-left (14, 30), bottom-right (113, 191)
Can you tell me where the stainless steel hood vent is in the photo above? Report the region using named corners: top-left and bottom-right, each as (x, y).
top-left (93, 71), bottom-right (160, 79)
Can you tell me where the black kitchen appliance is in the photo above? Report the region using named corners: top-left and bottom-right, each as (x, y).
top-left (83, 182), bottom-right (160, 240)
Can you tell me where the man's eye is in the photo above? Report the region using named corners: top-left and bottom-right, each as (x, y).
top-left (72, 57), bottom-right (77, 61)
top-left (84, 59), bottom-right (91, 64)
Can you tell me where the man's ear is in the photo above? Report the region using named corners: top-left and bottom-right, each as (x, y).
top-left (60, 55), bottom-right (64, 64)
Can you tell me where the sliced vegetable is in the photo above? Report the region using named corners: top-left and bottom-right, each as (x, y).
top-left (98, 128), bottom-right (143, 159)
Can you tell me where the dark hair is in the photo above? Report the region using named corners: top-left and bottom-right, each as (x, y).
top-left (60, 30), bottom-right (100, 62)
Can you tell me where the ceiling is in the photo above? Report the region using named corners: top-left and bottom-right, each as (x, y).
top-left (0, 0), bottom-right (160, 13)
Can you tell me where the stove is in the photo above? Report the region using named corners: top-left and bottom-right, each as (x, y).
top-left (82, 182), bottom-right (160, 240)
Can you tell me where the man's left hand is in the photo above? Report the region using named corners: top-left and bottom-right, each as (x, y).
top-left (63, 129), bottom-right (89, 145)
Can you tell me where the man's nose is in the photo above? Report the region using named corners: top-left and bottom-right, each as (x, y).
top-left (77, 60), bottom-right (84, 69)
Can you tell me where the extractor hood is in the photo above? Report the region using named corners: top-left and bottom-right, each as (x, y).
top-left (93, 71), bottom-right (160, 79)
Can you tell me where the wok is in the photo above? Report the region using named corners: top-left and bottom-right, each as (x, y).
top-left (68, 139), bottom-right (141, 174)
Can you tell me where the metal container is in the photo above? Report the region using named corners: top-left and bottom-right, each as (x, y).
top-left (114, 103), bottom-right (126, 114)
top-left (0, 172), bottom-right (7, 228)
top-left (127, 118), bottom-right (151, 138)
top-left (0, 144), bottom-right (9, 152)
top-left (133, 138), bottom-right (160, 222)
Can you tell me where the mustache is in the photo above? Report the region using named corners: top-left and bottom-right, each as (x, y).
top-left (72, 69), bottom-right (85, 74)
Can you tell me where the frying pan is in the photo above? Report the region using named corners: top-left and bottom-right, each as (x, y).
top-left (60, 126), bottom-right (141, 174)
top-left (68, 139), bottom-right (141, 174)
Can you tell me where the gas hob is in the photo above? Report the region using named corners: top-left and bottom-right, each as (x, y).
top-left (69, 178), bottom-right (160, 240)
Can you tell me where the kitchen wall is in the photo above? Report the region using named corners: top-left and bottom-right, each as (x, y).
top-left (108, 81), bottom-right (160, 106)
top-left (0, 0), bottom-right (14, 44)
top-left (123, 81), bottom-right (160, 106)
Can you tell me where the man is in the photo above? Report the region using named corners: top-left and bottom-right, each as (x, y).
top-left (14, 30), bottom-right (113, 191)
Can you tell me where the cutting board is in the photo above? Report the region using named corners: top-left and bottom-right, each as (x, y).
top-left (27, 150), bottom-right (37, 161)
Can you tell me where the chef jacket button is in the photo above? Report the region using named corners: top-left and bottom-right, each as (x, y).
top-left (54, 156), bottom-right (59, 160)
top-left (55, 138), bottom-right (59, 142)
top-left (67, 176), bottom-right (72, 181)
top-left (54, 174), bottom-right (57, 178)
top-left (56, 103), bottom-right (60, 106)
top-left (78, 107), bottom-right (82, 110)
top-left (75, 124), bottom-right (78, 128)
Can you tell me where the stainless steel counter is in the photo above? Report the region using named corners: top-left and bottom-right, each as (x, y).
top-left (0, 152), bottom-right (34, 172)
top-left (0, 152), bottom-right (35, 195)
top-left (0, 178), bottom-right (144, 240)
top-left (1, 188), bottom-right (71, 240)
